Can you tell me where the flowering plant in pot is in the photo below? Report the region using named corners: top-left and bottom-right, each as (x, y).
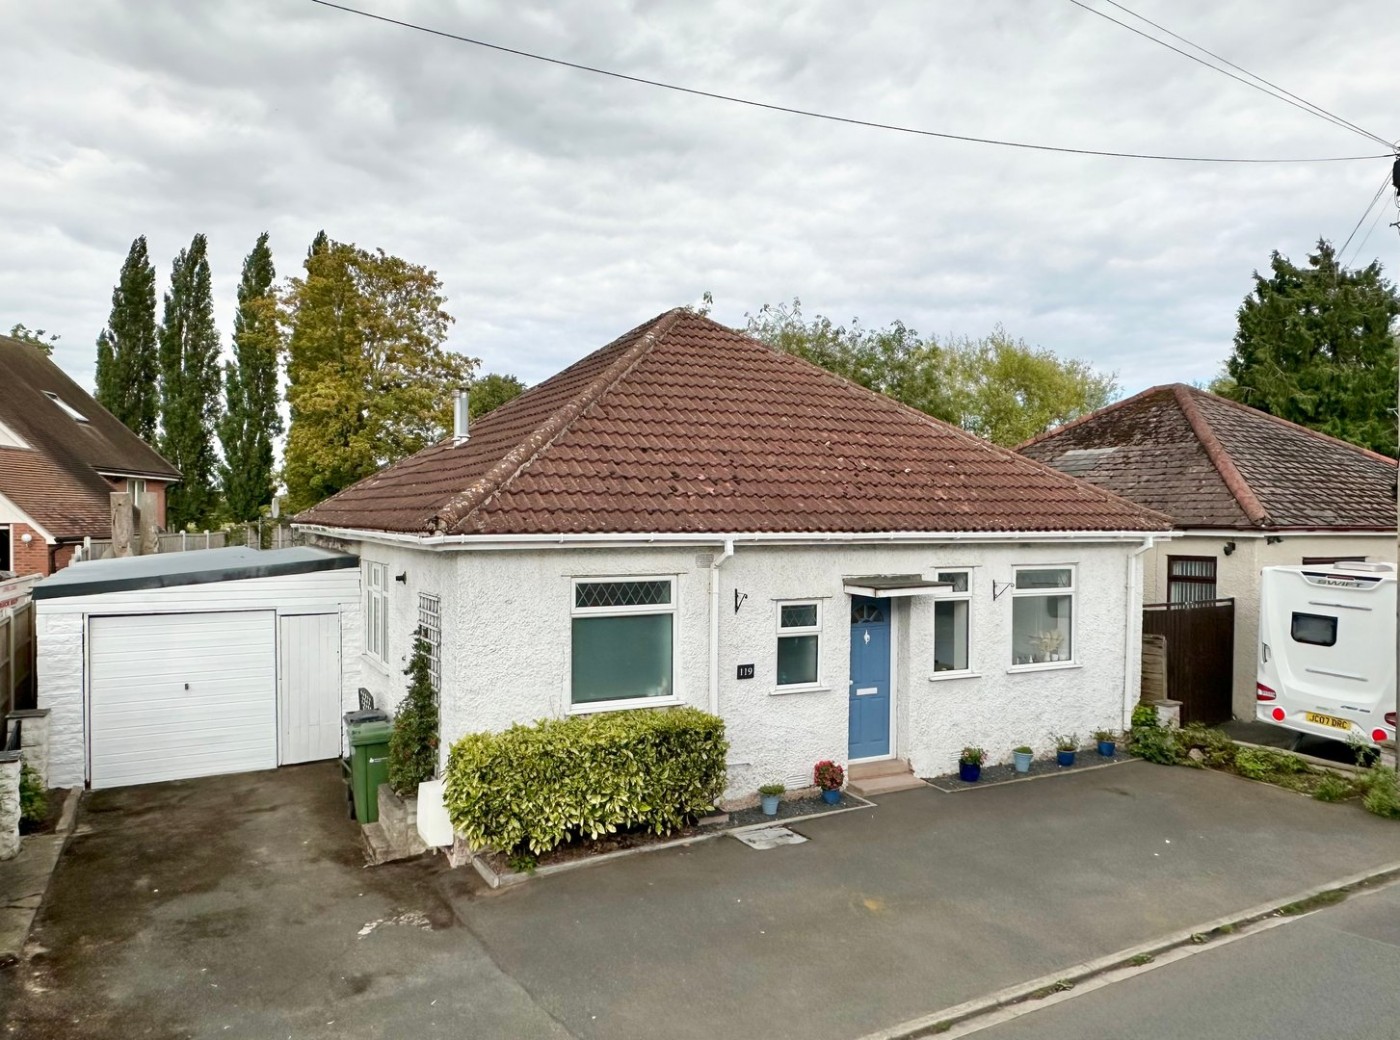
top-left (1012, 745), bottom-right (1034, 773)
top-left (813, 760), bottom-right (845, 804)
top-left (958, 746), bottom-right (985, 783)
top-left (758, 783), bottom-right (785, 816)
top-left (1051, 732), bottom-right (1079, 767)
top-left (1093, 729), bottom-right (1118, 758)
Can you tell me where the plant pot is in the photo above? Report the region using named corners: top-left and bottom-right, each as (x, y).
top-left (1098, 740), bottom-right (1116, 758)
top-left (1057, 749), bottom-right (1076, 767)
top-left (821, 788), bottom-right (841, 805)
top-left (1012, 751), bottom-right (1033, 773)
top-left (761, 794), bottom-right (781, 815)
top-left (958, 762), bottom-right (981, 783)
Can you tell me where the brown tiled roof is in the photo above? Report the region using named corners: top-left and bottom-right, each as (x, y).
top-left (297, 310), bottom-right (1168, 537)
top-left (0, 336), bottom-right (179, 540)
top-left (1018, 383), bottom-right (1397, 530)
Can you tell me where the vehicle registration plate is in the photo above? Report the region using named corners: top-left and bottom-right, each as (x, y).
top-left (1305, 711), bottom-right (1352, 732)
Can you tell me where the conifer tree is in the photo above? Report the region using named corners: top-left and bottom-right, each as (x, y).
top-left (219, 233), bottom-right (283, 521)
top-left (158, 234), bottom-right (223, 528)
top-left (94, 236), bottom-right (159, 438)
top-left (388, 632), bottom-right (439, 796)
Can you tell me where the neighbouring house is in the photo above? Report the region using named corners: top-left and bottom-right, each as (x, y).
top-left (0, 334), bottom-right (180, 577)
top-left (34, 546), bottom-right (361, 789)
top-left (1019, 383), bottom-right (1398, 722)
top-left (295, 309), bottom-right (1171, 799)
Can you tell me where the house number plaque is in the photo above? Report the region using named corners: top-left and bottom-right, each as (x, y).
top-left (736, 664), bottom-right (755, 679)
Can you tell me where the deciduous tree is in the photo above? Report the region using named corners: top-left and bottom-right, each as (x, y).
top-left (8, 324), bottom-right (58, 355)
top-left (282, 237), bottom-right (477, 512)
top-left (1222, 239), bottom-right (1400, 456)
top-left (158, 234), bottom-right (223, 528)
top-left (219, 233), bottom-right (283, 521)
top-left (95, 236), bottom-right (159, 438)
top-left (469, 372), bottom-right (526, 420)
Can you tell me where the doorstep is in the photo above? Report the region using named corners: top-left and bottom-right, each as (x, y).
top-left (847, 759), bottom-right (928, 797)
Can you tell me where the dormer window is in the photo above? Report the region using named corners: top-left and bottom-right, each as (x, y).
top-left (0, 417), bottom-right (30, 449)
top-left (44, 391), bottom-right (89, 423)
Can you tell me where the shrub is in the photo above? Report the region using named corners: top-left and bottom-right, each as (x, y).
top-left (388, 633), bottom-right (440, 797)
top-left (813, 760), bottom-right (844, 791)
top-left (444, 707), bottom-right (728, 855)
top-left (1355, 765), bottom-right (1400, 820)
top-left (19, 763), bottom-right (47, 829)
top-left (1130, 702), bottom-right (1159, 730)
top-left (1312, 773), bottom-right (1354, 803)
top-left (1129, 708), bottom-right (1180, 765)
top-left (758, 783), bottom-right (786, 797)
top-left (1176, 724), bottom-right (1237, 769)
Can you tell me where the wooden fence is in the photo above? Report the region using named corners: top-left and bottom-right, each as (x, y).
top-left (82, 524), bottom-right (303, 561)
top-left (1141, 597), bottom-right (1235, 725)
top-left (0, 579), bottom-right (37, 715)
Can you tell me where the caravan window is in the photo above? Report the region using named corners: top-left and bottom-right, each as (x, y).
top-left (1290, 612), bottom-right (1337, 647)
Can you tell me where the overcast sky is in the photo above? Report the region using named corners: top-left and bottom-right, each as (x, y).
top-left (2, 0), bottom-right (1397, 400)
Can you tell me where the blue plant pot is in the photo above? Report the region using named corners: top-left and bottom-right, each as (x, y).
top-left (821, 788), bottom-right (841, 805)
top-left (1098, 740), bottom-right (1116, 758)
top-left (761, 795), bottom-right (780, 816)
top-left (1057, 749), bottom-right (1076, 767)
top-left (1013, 751), bottom-right (1033, 773)
top-left (958, 762), bottom-right (981, 783)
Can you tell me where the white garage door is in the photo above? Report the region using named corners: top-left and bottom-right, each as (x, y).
top-left (89, 611), bottom-right (278, 789)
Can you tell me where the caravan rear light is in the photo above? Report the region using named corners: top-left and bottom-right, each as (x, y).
top-left (1372, 729), bottom-right (1389, 743)
top-left (1271, 708), bottom-right (1286, 722)
top-left (1386, 712), bottom-right (1397, 729)
top-left (1256, 683), bottom-right (1277, 701)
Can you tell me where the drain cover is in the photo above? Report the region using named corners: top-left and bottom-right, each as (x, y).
top-left (732, 826), bottom-right (808, 850)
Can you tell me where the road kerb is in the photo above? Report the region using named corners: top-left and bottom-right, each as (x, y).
top-left (853, 859), bottom-right (1400, 1040)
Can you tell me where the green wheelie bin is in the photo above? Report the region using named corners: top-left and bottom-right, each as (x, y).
top-left (343, 710), bottom-right (393, 824)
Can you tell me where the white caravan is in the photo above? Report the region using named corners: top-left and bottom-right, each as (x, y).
top-left (1256, 562), bottom-right (1396, 746)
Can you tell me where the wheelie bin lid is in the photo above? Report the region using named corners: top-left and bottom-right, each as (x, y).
top-left (348, 719), bottom-right (393, 746)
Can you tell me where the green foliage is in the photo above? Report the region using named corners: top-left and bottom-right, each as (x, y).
top-left (959, 745), bottom-right (985, 766)
top-left (1312, 773), bottom-right (1354, 803)
top-left (1233, 747), bottom-right (1312, 790)
top-left (159, 234), bottom-right (223, 528)
top-left (1050, 732), bottom-right (1079, 752)
top-left (1175, 723), bottom-right (1238, 769)
top-left (1129, 706), bottom-right (1181, 765)
top-left (282, 236), bottom-right (478, 512)
top-left (1092, 729), bottom-right (1117, 744)
top-left (388, 633), bottom-right (440, 797)
top-left (758, 783), bottom-right (786, 796)
top-left (19, 762), bottom-right (46, 827)
top-left (744, 299), bottom-right (1118, 446)
top-left (1222, 239), bottom-right (1400, 457)
top-left (469, 373), bottom-right (526, 420)
top-left (444, 707), bottom-right (728, 856)
top-left (1355, 765), bottom-right (1400, 820)
top-left (219, 233), bottom-right (284, 522)
top-left (95, 236), bottom-right (160, 440)
top-left (9, 323), bottom-right (58, 355)
top-left (1013, 745), bottom-right (1033, 755)
top-left (1130, 702), bottom-right (1159, 730)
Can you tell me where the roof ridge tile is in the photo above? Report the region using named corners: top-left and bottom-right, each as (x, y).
top-left (1172, 384), bottom-right (1269, 526)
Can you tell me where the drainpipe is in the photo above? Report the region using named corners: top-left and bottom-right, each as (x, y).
top-left (1123, 536), bottom-right (1156, 728)
top-left (709, 538), bottom-right (735, 716)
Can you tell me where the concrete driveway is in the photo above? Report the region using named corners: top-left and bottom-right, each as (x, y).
top-left (3, 760), bottom-right (1398, 1040)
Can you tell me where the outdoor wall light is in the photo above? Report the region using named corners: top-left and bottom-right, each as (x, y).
top-left (395, 571), bottom-right (408, 584)
top-left (1265, 535), bottom-right (1283, 545)
top-left (1223, 541), bottom-right (1237, 556)
top-left (20, 532), bottom-right (33, 544)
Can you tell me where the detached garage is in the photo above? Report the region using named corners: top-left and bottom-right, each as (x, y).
top-left (34, 546), bottom-right (361, 789)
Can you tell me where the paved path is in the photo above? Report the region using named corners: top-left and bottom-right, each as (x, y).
top-left (975, 881), bottom-right (1400, 1040)
top-left (2, 760), bottom-right (1398, 1039)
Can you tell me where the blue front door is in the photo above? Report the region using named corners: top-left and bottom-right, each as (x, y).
top-left (849, 596), bottom-right (891, 760)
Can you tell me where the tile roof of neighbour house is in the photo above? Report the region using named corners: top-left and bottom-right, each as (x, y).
top-left (1018, 383), bottom-right (1398, 531)
top-left (0, 335), bottom-right (179, 540)
top-left (296, 309), bottom-right (1169, 538)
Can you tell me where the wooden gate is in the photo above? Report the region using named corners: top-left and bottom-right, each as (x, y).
top-left (0, 581), bottom-right (37, 715)
top-left (1142, 598), bottom-right (1235, 725)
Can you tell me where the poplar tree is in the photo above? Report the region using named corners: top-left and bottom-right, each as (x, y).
top-left (159, 234), bottom-right (223, 528)
top-left (94, 236), bottom-right (159, 438)
top-left (219, 233), bottom-right (283, 521)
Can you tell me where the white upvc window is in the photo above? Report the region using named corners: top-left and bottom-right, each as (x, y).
top-left (365, 562), bottom-right (389, 663)
top-left (932, 570), bottom-right (973, 676)
top-left (417, 593), bottom-right (442, 692)
top-left (1011, 566), bottom-right (1075, 668)
top-left (776, 601), bottom-right (822, 689)
top-left (570, 577), bottom-right (676, 711)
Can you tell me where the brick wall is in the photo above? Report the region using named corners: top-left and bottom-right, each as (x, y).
top-left (8, 524), bottom-right (51, 578)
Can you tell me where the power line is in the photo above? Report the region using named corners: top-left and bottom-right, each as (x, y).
top-left (307, 0), bottom-right (1392, 165)
top-left (1064, 0), bottom-right (1394, 149)
top-left (1097, 0), bottom-right (1392, 148)
top-left (1338, 170), bottom-right (1393, 261)
top-left (1344, 200), bottom-right (1391, 268)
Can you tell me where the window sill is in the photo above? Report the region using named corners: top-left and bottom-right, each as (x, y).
top-left (361, 653), bottom-right (391, 676)
top-left (1006, 662), bottom-right (1082, 675)
top-left (568, 696), bottom-right (684, 716)
top-left (928, 671), bottom-right (981, 683)
top-left (770, 684), bottom-right (832, 697)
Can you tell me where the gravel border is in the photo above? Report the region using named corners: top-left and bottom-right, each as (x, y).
top-left (727, 792), bottom-right (871, 829)
top-left (925, 753), bottom-right (1129, 792)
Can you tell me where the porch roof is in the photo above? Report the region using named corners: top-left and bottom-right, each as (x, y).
top-left (843, 574), bottom-right (952, 598)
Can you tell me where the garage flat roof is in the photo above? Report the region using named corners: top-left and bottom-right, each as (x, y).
top-left (33, 546), bottom-right (358, 600)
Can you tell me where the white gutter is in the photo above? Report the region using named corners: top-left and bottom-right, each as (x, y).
top-left (1123, 536), bottom-right (1157, 728)
top-left (295, 524), bottom-right (1175, 552)
top-left (709, 538), bottom-right (735, 716)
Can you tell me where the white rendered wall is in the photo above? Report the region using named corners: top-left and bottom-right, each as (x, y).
top-left (36, 567), bottom-right (362, 788)
top-left (1143, 533), bottom-right (1395, 718)
top-left (341, 537), bottom-right (1142, 801)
